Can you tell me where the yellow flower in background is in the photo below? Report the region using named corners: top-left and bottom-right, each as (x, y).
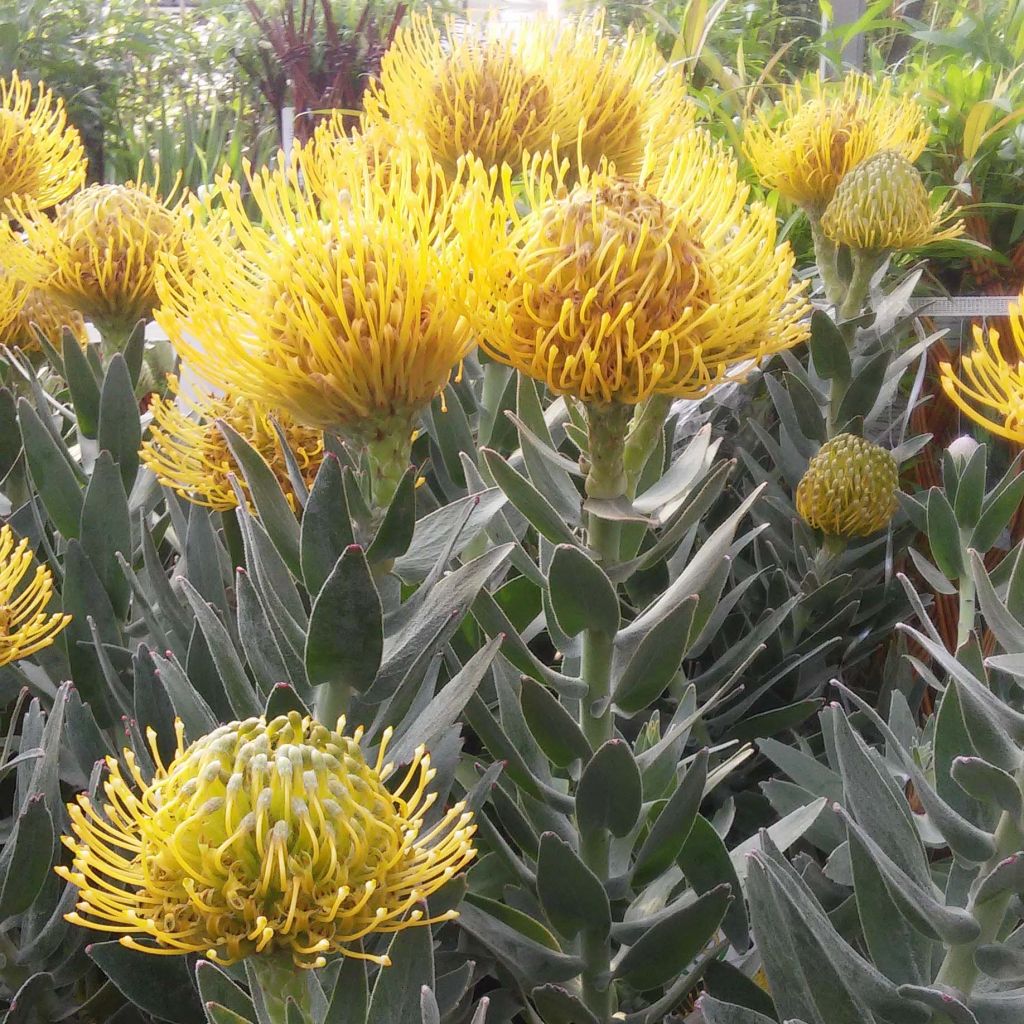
top-left (744, 73), bottom-right (929, 212)
top-left (820, 150), bottom-right (963, 252)
top-left (8, 178), bottom-right (188, 340)
top-left (365, 13), bottom-right (574, 174)
top-left (462, 130), bottom-right (809, 406)
top-left (796, 434), bottom-right (899, 537)
top-left (158, 147), bottom-right (477, 441)
top-left (141, 375), bottom-right (324, 511)
top-left (0, 525), bottom-right (71, 667)
top-left (939, 300), bottom-right (1024, 443)
top-left (535, 12), bottom-right (693, 179)
top-left (0, 71), bottom-right (85, 210)
top-left (0, 273), bottom-right (87, 352)
top-left (58, 712), bottom-right (476, 967)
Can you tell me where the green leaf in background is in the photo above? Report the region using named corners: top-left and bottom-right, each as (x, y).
top-left (17, 397), bottom-right (83, 539)
top-left (63, 330), bottom-right (101, 439)
top-left (367, 466), bottom-right (417, 563)
top-left (520, 676), bottom-right (592, 767)
top-left (88, 942), bottom-right (202, 1024)
top-left (809, 310), bottom-right (851, 382)
top-left (577, 740), bottom-right (642, 837)
top-left (80, 451), bottom-right (131, 619)
top-left (0, 796), bottom-right (53, 922)
top-left (305, 545), bottom-right (383, 693)
top-left (927, 486), bottom-right (964, 580)
top-left (537, 831), bottom-right (611, 940)
top-left (97, 354), bottom-right (141, 492)
top-left (547, 543), bottom-right (620, 637)
top-left (300, 455), bottom-right (354, 598)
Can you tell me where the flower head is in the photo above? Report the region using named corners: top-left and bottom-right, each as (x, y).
top-left (820, 150), bottom-right (962, 251)
top-left (939, 300), bottom-right (1024, 443)
top-left (8, 178), bottom-right (188, 336)
top-left (0, 71), bottom-right (85, 210)
top-left (463, 131), bottom-right (809, 405)
top-left (58, 712), bottom-right (476, 968)
top-left (1, 265), bottom-right (86, 352)
top-left (535, 12), bottom-right (692, 178)
top-left (158, 146), bottom-right (478, 439)
top-left (365, 13), bottom-right (573, 174)
top-left (796, 433), bottom-right (899, 537)
top-left (0, 524), bottom-right (71, 667)
top-left (744, 73), bottom-right (929, 212)
top-left (141, 375), bottom-right (324, 511)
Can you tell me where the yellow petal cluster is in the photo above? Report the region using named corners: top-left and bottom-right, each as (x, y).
top-left (0, 524), bottom-right (71, 667)
top-left (796, 433), bottom-right (899, 538)
top-left (58, 712), bottom-right (476, 968)
top-left (141, 375), bottom-right (325, 511)
top-left (364, 12), bottom-right (692, 178)
top-left (939, 298), bottom-right (1024, 443)
top-left (0, 268), bottom-right (87, 352)
top-left (744, 73), bottom-right (929, 212)
top-left (0, 71), bottom-right (85, 210)
top-left (821, 150), bottom-right (962, 251)
top-left (462, 132), bottom-right (809, 405)
top-left (157, 146), bottom-right (478, 438)
top-left (8, 179), bottom-right (188, 336)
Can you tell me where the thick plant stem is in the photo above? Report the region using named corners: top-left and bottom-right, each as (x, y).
top-left (478, 359), bottom-right (511, 447)
top-left (246, 953), bottom-right (314, 1024)
top-left (365, 422), bottom-right (413, 510)
top-left (623, 394), bottom-right (672, 495)
top-left (578, 403), bottom-right (628, 1022)
top-left (956, 550), bottom-right (976, 650)
top-left (580, 509), bottom-right (618, 1022)
top-left (838, 249), bottom-right (880, 322)
top-left (810, 216), bottom-right (844, 307)
top-left (935, 797), bottom-right (1024, 995)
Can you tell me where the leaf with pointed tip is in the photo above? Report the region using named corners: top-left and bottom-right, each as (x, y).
top-left (305, 546), bottom-right (383, 692)
top-left (18, 398), bottom-right (83, 537)
top-left (577, 740), bottom-right (641, 837)
top-left (537, 832), bottom-right (610, 940)
top-left (89, 941), bottom-right (202, 1023)
top-left (300, 456), bottom-right (353, 598)
top-left (482, 448), bottom-right (579, 546)
top-left (927, 487), bottom-right (963, 580)
top-left (63, 331), bottom-right (100, 438)
top-left (367, 467), bottom-right (416, 563)
top-left (0, 796), bottom-right (53, 921)
top-left (809, 311), bottom-right (850, 381)
top-left (547, 543), bottom-right (619, 636)
top-left (520, 676), bottom-right (591, 767)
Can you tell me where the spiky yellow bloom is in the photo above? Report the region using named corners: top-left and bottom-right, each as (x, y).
top-left (821, 150), bottom-right (963, 251)
top-left (365, 13), bottom-right (572, 174)
top-left (463, 131), bottom-right (809, 405)
top-left (141, 375), bottom-right (324, 511)
top-left (0, 71), bottom-right (85, 210)
top-left (744, 73), bottom-right (929, 212)
top-left (796, 434), bottom-right (899, 537)
top-left (8, 178), bottom-right (188, 338)
top-left (157, 147), bottom-right (477, 441)
top-left (533, 12), bottom-right (693, 179)
top-left (365, 12), bottom-right (690, 179)
top-left (0, 524), bottom-right (71, 667)
top-left (939, 299), bottom-right (1024, 443)
top-left (0, 274), bottom-right (87, 352)
top-left (58, 712), bottom-right (476, 967)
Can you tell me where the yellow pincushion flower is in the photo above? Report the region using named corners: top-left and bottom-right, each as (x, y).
top-left (463, 131), bottom-right (809, 405)
top-left (796, 434), bottom-right (899, 537)
top-left (141, 375), bottom-right (324, 511)
top-left (58, 712), bottom-right (476, 967)
top-left (535, 12), bottom-right (693, 178)
top-left (821, 150), bottom-right (963, 251)
top-left (158, 148), bottom-right (477, 441)
top-left (8, 178), bottom-right (188, 339)
top-left (0, 524), bottom-right (71, 667)
top-left (365, 13), bottom-right (573, 174)
top-left (0, 273), bottom-right (87, 352)
top-left (939, 299), bottom-right (1024, 443)
top-left (0, 71), bottom-right (85, 210)
top-left (744, 73), bottom-right (929, 213)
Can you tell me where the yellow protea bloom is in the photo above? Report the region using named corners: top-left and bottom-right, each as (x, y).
top-left (157, 148), bottom-right (477, 440)
top-left (939, 300), bottom-right (1024, 443)
top-left (58, 712), bottom-right (476, 968)
top-left (744, 73), bottom-right (929, 212)
top-left (796, 434), bottom-right (899, 537)
top-left (821, 150), bottom-right (963, 251)
top-left (141, 375), bottom-right (324, 511)
top-left (463, 131), bottom-right (809, 405)
top-left (0, 71), bottom-right (85, 210)
top-left (365, 13), bottom-right (573, 174)
top-left (0, 524), bottom-right (71, 667)
top-left (535, 12), bottom-right (693, 179)
top-left (8, 178), bottom-right (188, 338)
top-left (0, 275), bottom-right (87, 352)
